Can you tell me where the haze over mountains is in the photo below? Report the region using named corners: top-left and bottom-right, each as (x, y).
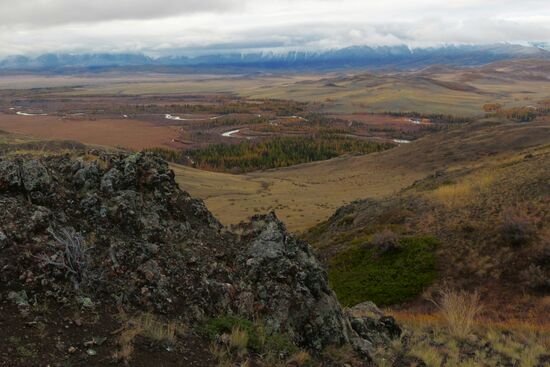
top-left (2, 43), bottom-right (549, 72)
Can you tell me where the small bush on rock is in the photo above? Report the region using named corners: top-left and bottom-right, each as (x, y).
top-left (37, 228), bottom-right (92, 290)
top-left (203, 315), bottom-right (298, 362)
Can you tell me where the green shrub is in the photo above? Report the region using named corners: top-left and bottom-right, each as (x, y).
top-left (201, 316), bottom-right (297, 355)
top-left (329, 236), bottom-right (438, 306)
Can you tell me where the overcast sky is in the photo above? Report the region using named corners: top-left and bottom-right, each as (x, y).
top-left (1, 0), bottom-right (550, 57)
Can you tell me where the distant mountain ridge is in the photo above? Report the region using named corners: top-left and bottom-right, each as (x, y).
top-left (1, 44), bottom-right (549, 72)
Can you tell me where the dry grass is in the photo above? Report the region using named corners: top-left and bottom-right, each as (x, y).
top-left (286, 350), bottom-right (311, 366)
top-left (228, 326), bottom-right (249, 357)
top-left (138, 313), bottom-right (178, 344)
top-left (209, 326), bottom-right (250, 366)
top-left (434, 288), bottom-right (482, 338)
top-left (431, 169), bottom-right (497, 208)
top-left (172, 150), bottom-right (424, 232)
top-left (114, 327), bottom-right (142, 364)
top-left (409, 343), bottom-right (444, 367)
top-left (390, 310), bottom-right (550, 335)
top-left (209, 343), bottom-right (233, 367)
top-left (113, 313), bottom-right (185, 364)
top-left (0, 113), bottom-right (180, 150)
top-left (374, 310), bottom-right (550, 367)
top-left (113, 340), bottom-right (135, 364)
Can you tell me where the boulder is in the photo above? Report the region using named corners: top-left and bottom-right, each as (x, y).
top-left (236, 213), bottom-right (352, 350)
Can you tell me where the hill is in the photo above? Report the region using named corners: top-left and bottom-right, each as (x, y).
top-left (303, 118), bottom-right (550, 321)
top-left (173, 117), bottom-right (550, 232)
top-left (2, 137), bottom-right (548, 367)
top-left (0, 151), bottom-right (404, 366)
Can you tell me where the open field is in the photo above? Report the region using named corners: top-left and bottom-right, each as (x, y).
top-left (3, 59), bottom-right (550, 116)
top-left (0, 113), bottom-right (181, 150)
top-left (172, 148), bottom-right (423, 232)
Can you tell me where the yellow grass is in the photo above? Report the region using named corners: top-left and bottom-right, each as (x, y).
top-left (409, 343), bottom-right (444, 367)
top-left (435, 289), bottom-right (483, 338)
top-left (379, 309), bottom-right (550, 367)
top-left (113, 313), bottom-right (184, 363)
top-left (431, 169), bottom-right (497, 208)
top-left (137, 313), bottom-right (178, 344)
top-left (287, 350), bottom-right (311, 366)
top-left (172, 150), bottom-right (424, 232)
top-left (228, 326), bottom-right (249, 357)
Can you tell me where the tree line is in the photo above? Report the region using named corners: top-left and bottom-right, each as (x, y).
top-left (149, 134), bottom-right (393, 173)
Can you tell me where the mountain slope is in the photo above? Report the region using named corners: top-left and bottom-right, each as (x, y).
top-left (304, 119), bottom-right (550, 321)
top-left (2, 44), bottom-right (550, 72)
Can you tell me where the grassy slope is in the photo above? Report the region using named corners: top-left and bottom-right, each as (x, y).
top-left (172, 148), bottom-right (424, 232)
top-left (304, 118), bottom-right (550, 321)
top-left (174, 117), bottom-right (550, 232)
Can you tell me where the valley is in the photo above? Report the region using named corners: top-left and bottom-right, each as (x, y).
top-left (1, 58), bottom-right (549, 366)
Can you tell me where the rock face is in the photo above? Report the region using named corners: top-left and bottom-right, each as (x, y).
top-left (0, 152), bottom-right (397, 358)
top-left (235, 213), bottom-right (352, 350)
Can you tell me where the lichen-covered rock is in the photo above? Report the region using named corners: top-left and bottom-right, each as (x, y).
top-left (0, 229), bottom-right (8, 249)
top-left (346, 302), bottom-right (402, 356)
top-left (0, 151), bottom-right (395, 361)
top-left (21, 159), bottom-right (51, 192)
top-left (235, 213), bottom-right (352, 350)
top-left (0, 160), bottom-right (21, 189)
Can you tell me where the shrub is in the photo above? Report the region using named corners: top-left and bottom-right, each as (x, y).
top-left (434, 288), bottom-right (482, 338)
top-left (202, 316), bottom-right (256, 344)
top-left (329, 236), bottom-right (438, 306)
top-left (500, 211), bottom-right (536, 247)
top-left (371, 229), bottom-right (401, 253)
top-left (202, 316), bottom-right (297, 356)
top-left (37, 228), bottom-right (92, 290)
top-left (520, 264), bottom-right (550, 291)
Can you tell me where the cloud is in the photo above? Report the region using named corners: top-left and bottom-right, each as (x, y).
top-left (0, 0), bottom-right (244, 26)
top-left (1, 0), bottom-right (550, 57)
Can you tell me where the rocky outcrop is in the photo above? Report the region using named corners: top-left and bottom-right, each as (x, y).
top-left (235, 213), bottom-right (352, 350)
top-left (0, 151), bottom-right (399, 360)
top-left (347, 302), bottom-right (402, 356)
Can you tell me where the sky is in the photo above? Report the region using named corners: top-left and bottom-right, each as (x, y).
top-left (1, 0), bottom-right (550, 57)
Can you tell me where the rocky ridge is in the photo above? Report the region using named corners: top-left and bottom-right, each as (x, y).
top-left (0, 151), bottom-right (399, 365)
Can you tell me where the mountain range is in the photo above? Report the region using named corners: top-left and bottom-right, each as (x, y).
top-left (1, 44), bottom-right (549, 73)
